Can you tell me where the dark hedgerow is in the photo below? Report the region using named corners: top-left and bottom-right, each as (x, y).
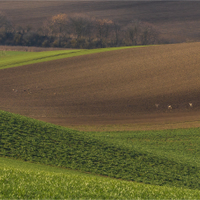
top-left (0, 110), bottom-right (200, 189)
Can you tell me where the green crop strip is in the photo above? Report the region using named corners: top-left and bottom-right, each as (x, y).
top-left (1, 157), bottom-right (200, 199)
top-left (0, 110), bottom-right (200, 190)
top-left (0, 46), bottom-right (146, 70)
top-left (0, 51), bottom-right (29, 57)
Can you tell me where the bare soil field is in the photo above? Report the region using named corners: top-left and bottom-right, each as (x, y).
top-left (1, 42), bottom-right (200, 131)
top-left (1, 1), bottom-right (200, 43)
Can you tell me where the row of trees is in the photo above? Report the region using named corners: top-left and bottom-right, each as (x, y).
top-left (0, 12), bottom-right (161, 49)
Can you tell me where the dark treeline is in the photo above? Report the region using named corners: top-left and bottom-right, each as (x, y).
top-left (0, 13), bottom-right (162, 49)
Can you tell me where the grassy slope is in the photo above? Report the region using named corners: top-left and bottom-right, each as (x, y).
top-left (0, 46), bottom-right (143, 70)
top-left (0, 51), bottom-right (29, 57)
top-left (1, 157), bottom-right (200, 199)
top-left (88, 129), bottom-right (200, 167)
top-left (0, 110), bottom-right (200, 190)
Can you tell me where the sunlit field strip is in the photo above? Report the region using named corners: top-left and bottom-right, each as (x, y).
top-left (0, 157), bottom-right (200, 199)
top-left (0, 45), bottom-right (146, 70)
top-left (0, 51), bottom-right (29, 57)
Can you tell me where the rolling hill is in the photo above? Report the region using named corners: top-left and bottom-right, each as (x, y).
top-left (0, 42), bottom-right (200, 130)
top-left (1, 2), bottom-right (200, 198)
top-left (1, 110), bottom-right (200, 192)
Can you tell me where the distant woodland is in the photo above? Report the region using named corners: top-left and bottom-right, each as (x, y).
top-left (1, 1), bottom-right (200, 48)
top-left (0, 12), bottom-right (166, 49)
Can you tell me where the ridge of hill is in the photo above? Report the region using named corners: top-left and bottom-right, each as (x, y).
top-left (0, 46), bottom-right (142, 70)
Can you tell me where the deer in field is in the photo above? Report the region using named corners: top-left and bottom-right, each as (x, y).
top-left (168, 105), bottom-right (172, 110)
top-left (189, 102), bottom-right (193, 107)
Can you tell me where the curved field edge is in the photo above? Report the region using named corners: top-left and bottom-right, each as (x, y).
top-left (0, 110), bottom-right (200, 190)
top-left (1, 157), bottom-right (200, 199)
top-left (0, 45), bottom-right (146, 70)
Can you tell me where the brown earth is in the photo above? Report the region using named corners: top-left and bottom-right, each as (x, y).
top-left (1, 42), bottom-right (200, 131)
top-left (1, 1), bottom-right (200, 43)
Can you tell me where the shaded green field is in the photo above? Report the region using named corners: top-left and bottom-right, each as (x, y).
top-left (0, 110), bottom-right (200, 190)
top-left (88, 129), bottom-right (200, 167)
top-left (0, 46), bottom-right (144, 70)
top-left (1, 157), bottom-right (200, 199)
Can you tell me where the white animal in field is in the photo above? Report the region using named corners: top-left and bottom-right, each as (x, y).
top-left (189, 102), bottom-right (193, 107)
top-left (168, 105), bottom-right (172, 110)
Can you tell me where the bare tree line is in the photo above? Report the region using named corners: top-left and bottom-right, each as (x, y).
top-left (0, 12), bottom-right (161, 49)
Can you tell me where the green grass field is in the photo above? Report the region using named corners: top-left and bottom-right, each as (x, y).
top-left (0, 110), bottom-right (200, 193)
top-left (1, 157), bottom-right (200, 199)
top-left (0, 46), bottom-right (145, 70)
top-left (88, 129), bottom-right (200, 167)
top-left (0, 50), bottom-right (29, 57)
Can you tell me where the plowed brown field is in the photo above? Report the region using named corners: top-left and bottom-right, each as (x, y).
top-left (1, 43), bottom-right (200, 131)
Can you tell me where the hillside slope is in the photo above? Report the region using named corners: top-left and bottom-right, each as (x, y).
top-left (1, 157), bottom-right (200, 199)
top-left (1, 110), bottom-right (200, 190)
top-left (0, 43), bottom-right (200, 127)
